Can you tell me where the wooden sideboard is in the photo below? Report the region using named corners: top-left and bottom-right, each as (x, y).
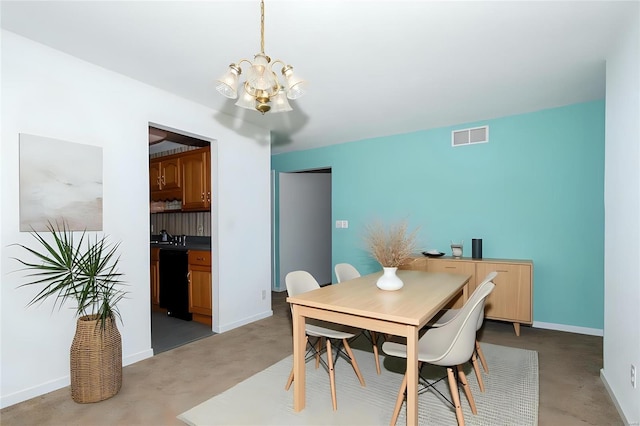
top-left (400, 256), bottom-right (533, 335)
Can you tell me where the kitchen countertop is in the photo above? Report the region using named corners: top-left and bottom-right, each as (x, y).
top-left (150, 242), bottom-right (211, 251)
top-left (150, 235), bottom-right (211, 251)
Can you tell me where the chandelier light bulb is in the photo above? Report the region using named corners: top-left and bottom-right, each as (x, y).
top-left (216, 64), bottom-right (241, 99)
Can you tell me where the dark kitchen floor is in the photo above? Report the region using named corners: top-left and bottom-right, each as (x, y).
top-left (151, 309), bottom-right (214, 354)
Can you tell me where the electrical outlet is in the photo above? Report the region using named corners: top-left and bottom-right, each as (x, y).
top-left (632, 364), bottom-right (637, 388)
top-left (262, 290), bottom-right (266, 300)
top-left (197, 224), bottom-right (204, 236)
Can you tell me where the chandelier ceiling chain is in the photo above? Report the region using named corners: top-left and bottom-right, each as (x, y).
top-left (260, 0), bottom-right (265, 55)
top-left (215, 0), bottom-right (307, 115)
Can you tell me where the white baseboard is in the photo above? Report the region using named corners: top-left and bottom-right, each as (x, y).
top-left (0, 376), bottom-right (69, 409)
top-left (533, 321), bottom-right (603, 336)
top-left (1, 348), bottom-right (155, 409)
top-left (215, 309), bottom-right (273, 333)
top-left (124, 348), bottom-right (154, 365)
top-left (600, 368), bottom-right (637, 425)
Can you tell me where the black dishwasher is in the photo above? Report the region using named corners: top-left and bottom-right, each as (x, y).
top-left (159, 249), bottom-right (192, 321)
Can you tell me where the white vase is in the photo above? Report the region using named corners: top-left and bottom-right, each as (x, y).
top-left (376, 267), bottom-right (404, 291)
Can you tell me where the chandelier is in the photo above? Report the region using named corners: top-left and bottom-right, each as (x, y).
top-left (215, 0), bottom-right (307, 114)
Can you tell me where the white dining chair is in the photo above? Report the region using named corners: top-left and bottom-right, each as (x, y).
top-left (382, 281), bottom-right (495, 426)
top-left (284, 270), bottom-right (366, 411)
top-left (428, 271), bottom-right (498, 392)
top-left (334, 262), bottom-right (383, 374)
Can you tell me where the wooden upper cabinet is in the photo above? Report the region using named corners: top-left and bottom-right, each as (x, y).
top-left (181, 147), bottom-right (211, 211)
top-left (149, 161), bottom-right (162, 192)
top-left (149, 146), bottom-right (210, 209)
top-left (160, 157), bottom-right (181, 190)
top-left (149, 156), bottom-right (181, 200)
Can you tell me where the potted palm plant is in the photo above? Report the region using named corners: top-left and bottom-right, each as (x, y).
top-left (364, 219), bottom-right (419, 290)
top-left (13, 220), bottom-right (127, 403)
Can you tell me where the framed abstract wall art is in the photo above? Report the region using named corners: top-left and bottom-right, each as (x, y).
top-left (19, 133), bottom-right (103, 231)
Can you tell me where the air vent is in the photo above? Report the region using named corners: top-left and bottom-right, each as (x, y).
top-left (452, 126), bottom-right (489, 147)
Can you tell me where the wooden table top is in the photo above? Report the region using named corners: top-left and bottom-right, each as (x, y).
top-left (286, 269), bottom-right (470, 327)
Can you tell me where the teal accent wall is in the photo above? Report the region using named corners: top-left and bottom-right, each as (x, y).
top-left (272, 101), bottom-right (605, 329)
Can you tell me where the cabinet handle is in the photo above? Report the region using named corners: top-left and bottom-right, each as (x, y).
top-left (161, 175), bottom-right (166, 185)
top-left (187, 271), bottom-right (191, 283)
top-left (156, 176), bottom-right (161, 185)
top-left (445, 266), bottom-right (457, 269)
top-left (201, 192), bottom-right (205, 201)
top-left (496, 269), bottom-right (509, 273)
top-left (197, 257), bottom-right (205, 261)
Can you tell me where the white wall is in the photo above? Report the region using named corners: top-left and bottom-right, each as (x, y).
top-left (602, 9), bottom-right (640, 425)
top-left (0, 31), bottom-right (272, 408)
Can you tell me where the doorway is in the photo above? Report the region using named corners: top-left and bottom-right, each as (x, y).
top-left (276, 169), bottom-right (332, 290)
top-left (148, 125), bottom-right (214, 354)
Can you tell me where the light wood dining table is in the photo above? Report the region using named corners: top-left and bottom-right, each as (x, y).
top-left (286, 269), bottom-right (470, 425)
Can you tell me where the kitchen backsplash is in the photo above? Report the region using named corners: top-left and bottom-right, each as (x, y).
top-left (151, 211), bottom-right (211, 236)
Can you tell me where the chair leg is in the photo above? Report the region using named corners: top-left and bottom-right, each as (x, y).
top-left (457, 365), bottom-right (477, 415)
top-left (447, 367), bottom-right (465, 426)
top-left (316, 337), bottom-right (323, 369)
top-left (390, 373), bottom-right (407, 426)
top-left (285, 336), bottom-right (308, 390)
top-left (471, 352), bottom-right (485, 392)
top-left (342, 338), bottom-right (366, 386)
top-left (326, 339), bottom-right (337, 410)
top-left (285, 368), bottom-right (294, 390)
top-left (370, 331), bottom-right (381, 375)
top-left (476, 339), bottom-right (489, 373)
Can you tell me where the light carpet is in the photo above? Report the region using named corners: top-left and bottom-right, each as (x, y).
top-left (178, 342), bottom-right (538, 425)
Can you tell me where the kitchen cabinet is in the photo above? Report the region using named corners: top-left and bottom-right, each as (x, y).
top-left (150, 156), bottom-right (181, 201)
top-left (188, 250), bottom-right (212, 326)
top-left (181, 147), bottom-right (211, 211)
top-left (400, 256), bottom-right (533, 335)
top-left (150, 248), bottom-right (160, 307)
top-left (149, 146), bottom-right (211, 211)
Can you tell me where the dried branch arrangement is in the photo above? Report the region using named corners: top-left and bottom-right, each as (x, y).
top-left (364, 220), bottom-right (419, 267)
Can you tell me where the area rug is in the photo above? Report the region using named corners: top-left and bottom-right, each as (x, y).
top-left (178, 342), bottom-right (538, 425)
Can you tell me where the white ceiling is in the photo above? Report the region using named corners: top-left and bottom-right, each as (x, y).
top-left (1, 1), bottom-right (636, 154)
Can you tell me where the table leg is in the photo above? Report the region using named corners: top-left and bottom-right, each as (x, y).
top-left (292, 304), bottom-right (306, 411)
top-left (406, 325), bottom-right (419, 425)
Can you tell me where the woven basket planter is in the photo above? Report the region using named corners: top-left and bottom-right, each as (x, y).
top-left (70, 315), bottom-right (122, 403)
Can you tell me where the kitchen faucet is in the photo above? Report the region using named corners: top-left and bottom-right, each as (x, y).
top-left (160, 230), bottom-right (173, 242)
